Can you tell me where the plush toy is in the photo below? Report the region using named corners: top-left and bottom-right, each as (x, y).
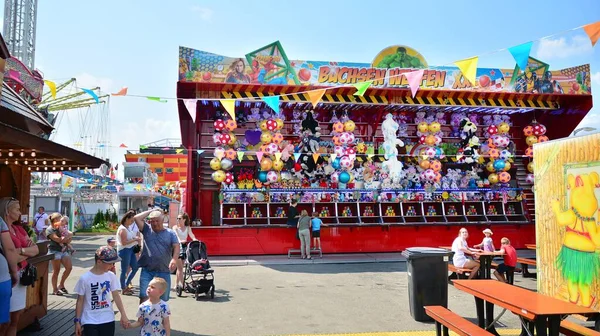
top-left (435, 112), bottom-right (446, 125)
top-left (482, 115), bottom-right (493, 126)
top-left (414, 111), bottom-right (426, 124)
top-left (301, 111), bottom-right (320, 134)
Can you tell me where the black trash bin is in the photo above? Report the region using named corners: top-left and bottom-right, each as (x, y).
top-left (402, 247), bottom-right (453, 322)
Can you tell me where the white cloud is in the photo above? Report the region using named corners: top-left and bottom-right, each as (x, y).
top-left (592, 72), bottom-right (600, 85)
top-left (535, 35), bottom-right (593, 60)
top-left (191, 6), bottom-right (214, 21)
top-left (73, 72), bottom-right (115, 94)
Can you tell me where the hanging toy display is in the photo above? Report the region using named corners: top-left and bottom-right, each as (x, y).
top-left (257, 109), bottom-right (285, 186)
top-left (330, 111), bottom-right (357, 187)
top-left (523, 120), bottom-right (548, 185)
top-left (484, 117), bottom-right (513, 186)
top-left (211, 111), bottom-right (238, 185)
top-left (417, 119), bottom-right (444, 185)
top-left (295, 110), bottom-right (322, 180)
top-left (456, 118), bottom-right (480, 166)
top-left (380, 113), bottom-right (405, 186)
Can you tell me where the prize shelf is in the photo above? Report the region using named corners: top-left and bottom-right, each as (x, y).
top-left (220, 191), bottom-right (528, 226)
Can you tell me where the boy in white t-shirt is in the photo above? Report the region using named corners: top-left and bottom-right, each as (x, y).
top-left (128, 277), bottom-right (171, 335)
top-left (74, 246), bottom-right (130, 336)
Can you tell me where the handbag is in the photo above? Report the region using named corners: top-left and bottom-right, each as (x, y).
top-left (20, 263), bottom-right (37, 287)
top-left (132, 244), bottom-right (141, 254)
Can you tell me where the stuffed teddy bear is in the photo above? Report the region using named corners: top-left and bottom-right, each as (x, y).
top-left (414, 111), bottom-right (426, 124)
top-left (435, 112), bottom-right (446, 125)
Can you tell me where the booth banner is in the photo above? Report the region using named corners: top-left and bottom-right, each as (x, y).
top-left (179, 42), bottom-right (592, 95)
top-left (61, 176), bottom-right (75, 194)
top-left (534, 133), bottom-right (600, 312)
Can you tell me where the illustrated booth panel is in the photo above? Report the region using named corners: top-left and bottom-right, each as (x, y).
top-left (534, 133), bottom-right (600, 312)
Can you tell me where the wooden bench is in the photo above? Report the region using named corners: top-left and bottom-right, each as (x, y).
top-left (287, 248), bottom-right (323, 258)
top-left (425, 305), bottom-right (493, 336)
top-left (560, 319), bottom-right (600, 336)
top-left (516, 257), bottom-right (537, 278)
top-left (448, 264), bottom-right (472, 282)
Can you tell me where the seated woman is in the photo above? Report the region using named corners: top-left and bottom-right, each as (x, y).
top-left (451, 228), bottom-right (481, 279)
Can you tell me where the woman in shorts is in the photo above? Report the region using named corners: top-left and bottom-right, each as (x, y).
top-left (46, 213), bottom-right (73, 296)
top-left (451, 228), bottom-right (481, 279)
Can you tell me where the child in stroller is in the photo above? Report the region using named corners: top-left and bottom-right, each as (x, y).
top-left (176, 240), bottom-right (215, 299)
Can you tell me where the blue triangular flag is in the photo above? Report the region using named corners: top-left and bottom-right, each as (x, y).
top-left (293, 153), bottom-right (301, 163)
top-left (262, 96), bottom-right (280, 115)
top-left (197, 150), bottom-right (205, 155)
top-left (508, 41), bottom-right (533, 73)
top-left (81, 88), bottom-right (100, 104)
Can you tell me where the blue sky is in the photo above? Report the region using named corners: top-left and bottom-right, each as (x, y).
top-left (2, 0), bottom-right (599, 170)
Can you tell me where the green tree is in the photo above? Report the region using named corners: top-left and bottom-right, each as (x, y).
top-left (93, 210), bottom-right (104, 226)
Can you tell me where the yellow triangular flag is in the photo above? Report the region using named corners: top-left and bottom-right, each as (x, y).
top-left (330, 153), bottom-right (337, 162)
top-left (237, 151), bottom-right (244, 162)
top-left (312, 153), bottom-right (320, 164)
top-left (367, 154), bottom-right (375, 160)
top-left (175, 149), bottom-right (183, 154)
top-left (583, 21), bottom-right (600, 46)
top-left (274, 153), bottom-right (282, 162)
top-left (44, 80), bottom-right (57, 99)
top-left (220, 99), bottom-right (236, 119)
top-left (454, 56), bottom-right (479, 86)
top-left (307, 89), bottom-right (327, 108)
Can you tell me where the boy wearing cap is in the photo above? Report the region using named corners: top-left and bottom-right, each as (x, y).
top-left (474, 228), bottom-right (495, 253)
top-left (74, 246), bottom-right (130, 336)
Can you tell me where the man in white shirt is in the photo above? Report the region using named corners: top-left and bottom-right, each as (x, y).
top-left (34, 207), bottom-right (50, 242)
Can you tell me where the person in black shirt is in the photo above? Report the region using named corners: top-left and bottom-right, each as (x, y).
top-left (287, 200), bottom-right (299, 226)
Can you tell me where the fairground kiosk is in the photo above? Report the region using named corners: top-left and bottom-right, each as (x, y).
top-left (176, 42), bottom-right (593, 256)
top-left (0, 34), bottom-right (107, 331)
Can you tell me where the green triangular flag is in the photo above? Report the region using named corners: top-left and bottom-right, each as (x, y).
top-left (139, 145), bottom-right (148, 150)
top-left (353, 80), bottom-right (373, 97)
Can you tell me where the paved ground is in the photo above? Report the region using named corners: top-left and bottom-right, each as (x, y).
top-left (18, 234), bottom-right (557, 336)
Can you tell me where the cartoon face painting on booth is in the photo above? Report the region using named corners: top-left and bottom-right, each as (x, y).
top-left (552, 168), bottom-right (600, 309)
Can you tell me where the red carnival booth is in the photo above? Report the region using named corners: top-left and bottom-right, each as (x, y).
top-left (176, 42), bottom-right (593, 255)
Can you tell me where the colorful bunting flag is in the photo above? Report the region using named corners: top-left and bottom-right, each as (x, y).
top-left (119, 143), bottom-right (127, 148)
top-left (583, 21), bottom-right (600, 46)
top-left (312, 153), bottom-right (320, 164)
top-left (330, 153), bottom-right (337, 162)
top-left (293, 153), bottom-right (301, 163)
top-left (44, 80), bottom-right (57, 99)
top-left (139, 145), bottom-right (148, 150)
top-left (81, 88), bottom-right (100, 104)
top-left (262, 96), bottom-right (280, 115)
top-left (274, 152), bottom-right (282, 162)
top-left (256, 151), bottom-right (264, 162)
top-left (307, 89), bottom-right (327, 108)
top-left (147, 96), bottom-right (168, 103)
top-left (183, 99), bottom-right (197, 123)
top-left (508, 42), bottom-right (533, 72)
top-left (353, 81), bottom-right (373, 96)
top-left (112, 87), bottom-right (128, 96)
top-left (197, 150), bottom-right (205, 155)
top-left (367, 154), bottom-right (375, 160)
top-left (220, 99), bottom-right (236, 119)
top-left (454, 56), bottom-right (479, 86)
top-left (403, 70), bottom-right (425, 98)
top-left (175, 149), bottom-right (184, 154)
top-left (237, 151), bottom-right (244, 162)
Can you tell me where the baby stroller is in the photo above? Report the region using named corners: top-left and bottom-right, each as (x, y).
top-left (176, 240), bottom-right (215, 299)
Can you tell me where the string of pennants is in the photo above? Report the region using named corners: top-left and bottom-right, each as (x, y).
top-left (97, 21), bottom-right (599, 121)
top-left (33, 21), bottom-right (600, 112)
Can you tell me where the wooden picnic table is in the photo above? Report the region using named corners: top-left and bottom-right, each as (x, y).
top-left (453, 280), bottom-right (597, 336)
top-left (525, 244), bottom-right (536, 250)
